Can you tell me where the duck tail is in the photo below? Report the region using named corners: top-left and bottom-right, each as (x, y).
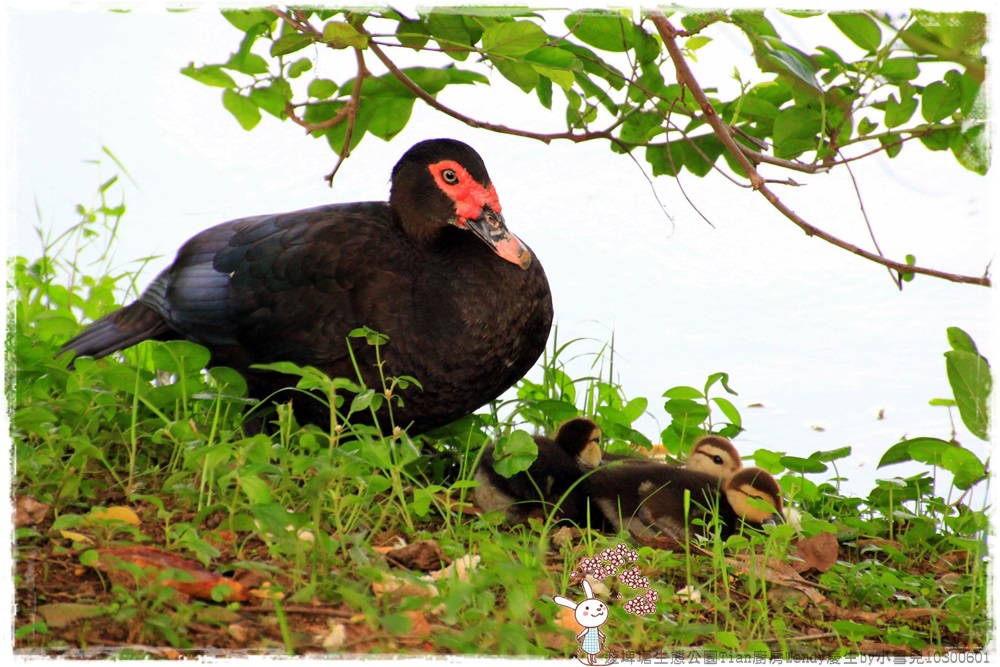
top-left (58, 302), bottom-right (172, 364)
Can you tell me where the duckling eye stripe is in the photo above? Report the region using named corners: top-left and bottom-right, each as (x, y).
top-left (429, 160), bottom-right (502, 220)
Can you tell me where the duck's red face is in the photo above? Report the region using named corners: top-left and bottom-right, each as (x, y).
top-left (428, 160), bottom-right (533, 270)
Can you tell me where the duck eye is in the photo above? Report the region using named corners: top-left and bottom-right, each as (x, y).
top-left (712, 455), bottom-right (723, 465)
top-left (442, 169), bottom-right (458, 184)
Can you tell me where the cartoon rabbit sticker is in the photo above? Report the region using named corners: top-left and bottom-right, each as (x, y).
top-left (553, 579), bottom-right (615, 665)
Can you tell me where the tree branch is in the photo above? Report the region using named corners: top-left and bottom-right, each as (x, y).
top-left (649, 12), bottom-right (990, 288)
top-left (359, 25), bottom-right (621, 147)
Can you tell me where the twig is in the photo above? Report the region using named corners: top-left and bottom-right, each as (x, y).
top-left (359, 25), bottom-right (620, 147)
top-left (839, 149), bottom-right (898, 288)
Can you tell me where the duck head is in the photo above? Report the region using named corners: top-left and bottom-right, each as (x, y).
top-left (391, 138), bottom-right (532, 269)
top-left (686, 435), bottom-right (743, 478)
top-left (723, 466), bottom-right (784, 526)
top-left (555, 417), bottom-right (603, 469)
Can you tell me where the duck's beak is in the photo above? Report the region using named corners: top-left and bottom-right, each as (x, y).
top-left (463, 206), bottom-right (532, 270)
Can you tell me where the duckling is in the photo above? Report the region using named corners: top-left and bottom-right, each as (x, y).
top-left (602, 434), bottom-right (743, 479)
top-left (473, 417), bottom-right (602, 522)
top-left (641, 466), bottom-right (783, 539)
top-left (577, 463), bottom-right (782, 539)
top-left (684, 435), bottom-right (743, 478)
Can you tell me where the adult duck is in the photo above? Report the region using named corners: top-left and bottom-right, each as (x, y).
top-left (60, 139), bottom-right (553, 435)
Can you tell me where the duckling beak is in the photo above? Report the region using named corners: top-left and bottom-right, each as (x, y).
top-left (462, 206), bottom-right (533, 270)
top-left (762, 512), bottom-right (785, 527)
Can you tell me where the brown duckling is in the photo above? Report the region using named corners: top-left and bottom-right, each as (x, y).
top-left (602, 434), bottom-right (743, 479)
top-left (684, 435), bottom-right (743, 478)
top-left (473, 417), bottom-right (602, 522)
top-left (576, 463), bottom-right (782, 539)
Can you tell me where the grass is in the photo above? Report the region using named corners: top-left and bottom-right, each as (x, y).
top-left (9, 162), bottom-right (992, 658)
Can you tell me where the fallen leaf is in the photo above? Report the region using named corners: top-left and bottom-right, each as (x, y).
top-left (792, 532), bottom-right (839, 573)
top-left (385, 540), bottom-right (447, 572)
top-left (556, 606), bottom-right (582, 632)
top-left (94, 545), bottom-right (247, 602)
top-left (318, 620), bottom-right (348, 650)
top-left (372, 573), bottom-right (438, 598)
top-left (426, 554), bottom-right (479, 582)
top-left (726, 554), bottom-right (826, 606)
top-left (551, 526), bottom-right (581, 549)
top-left (37, 603), bottom-right (107, 628)
top-left (58, 530), bottom-right (93, 546)
top-left (676, 586), bottom-right (701, 604)
top-left (87, 506), bottom-right (140, 526)
top-left (404, 611), bottom-right (432, 638)
top-left (14, 496), bottom-right (49, 528)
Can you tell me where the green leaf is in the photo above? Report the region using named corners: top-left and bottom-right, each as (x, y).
top-left (947, 326), bottom-right (979, 354)
top-left (222, 89), bottom-right (262, 130)
top-left (426, 12), bottom-right (473, 61)
top-left (239, 474), bottom-right (273, 504)
top-left (482, 21), bottom-right (547, 56)
top-left (322, 21), bottom-right (368, 49)
top-left (151, 340), bottom-right (212, 374)
top-left (368, 97), bottom-right (415, 140)
top-left (396, 18), bottom-right (430, 49)
top-left (950, 124), bottom-right (990, 175)
top-left (766, 49), bottom-right (819, 90)
top-left (308, 78), bottom-right (339, 100)
top-left (809, 446), bottom-right (851, 462)
top-left (288, 58), bottom-right (312, 78)
top-left (492, 430), bottom-right (538, 478)
top-left (620, 111), bottom-right (662, 145)
top-left (879, 57), bottom-right (919, 81)
top-left (772, 106), bottom-right (822, 158)
top-left (945, 349), bottom-right (991, 440)
top-left (921, 80), bottom-right (961, 122)
top-left (829, 13), bottom-right (882, 53)
top-left (878, 437), bottom-right (943, 468)
top-left (663, 386), bottom-right (704, 400)
top-left (181, 64), bottom-right (236, 89)
top-left (884, 93), bottom-right (917, 129)
top-left (940, 447), bottom-right (987, 490)
top-left (532, 65), bottom-right (574, 90)
top-left (750, 449), bottom-right (786, 475)
top-left (249, 85), bottom-right (288, 118)
top-left (564, 10), bottom-right (633, 52)
top-left (222, 9), bottom-right (276, 33)
top-left (711, 397), bottom-right (742, 428)
top-left (779, 455), bottom-right (827, 474)
top-left (830, 620), bottom-right (881, 641)
top-left (494, 58), bottom-right (538, 93)
top-left (645, 142), bottom-right (685, 177)
top-left (270, 32), bottom-right (314, 57)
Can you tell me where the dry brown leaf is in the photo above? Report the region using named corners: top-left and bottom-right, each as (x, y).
top-left (792, 532), bottom-right (839, 573)
top-left (14, 495), bottom-right (50, 528)
top-left (318, 620), bottom-right (348, 650)
top-left (426, 554), bottom-right (479, 582)
top-left (88, 506), bottom-right (141, 526)
top-left (37, 603), bottom-right (107, 629)
top-left (405, 611), bottom-right (432, 638)
top-left (94, 545), bottom-right (248, 602)
top-left (58, 530), bottom-right (94, 546)
top-left (372, 573), bottom-right (438, 598)
top-left (857, 642), bottom-right (915, 656)
top-left (551, 526), bottom-right (582, 549)
top-left (726, 554), bottom-right (826, 606)
top-left (556, 606), bottom-right (582, 632)
top-left (385, 540), bottom-right (448, 572)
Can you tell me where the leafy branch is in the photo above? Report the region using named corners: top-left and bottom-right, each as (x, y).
top-left (180, 7), bottom-right (990, 288)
